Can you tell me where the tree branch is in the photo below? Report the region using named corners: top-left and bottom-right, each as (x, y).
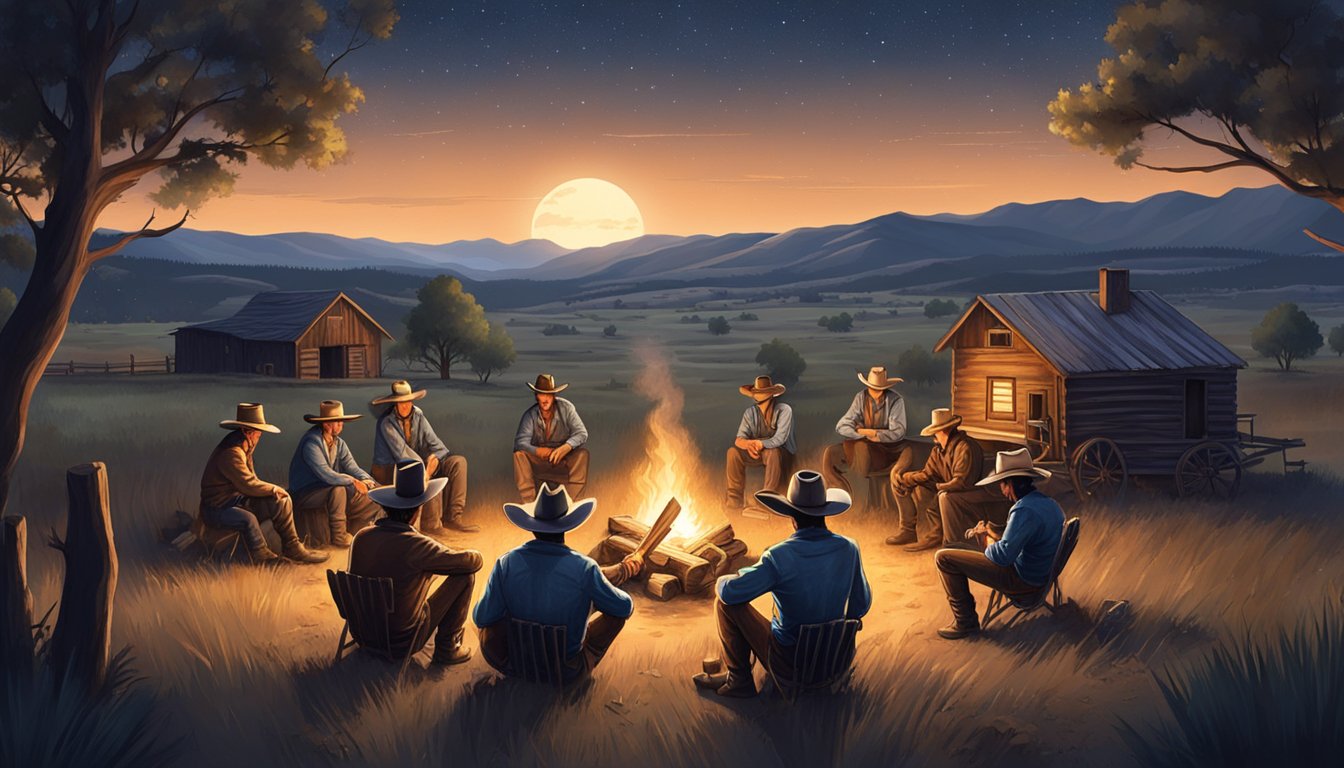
top-left (85, 209), bottom-right (190, 262)
top-left (1134, 159), bottom-right (1252, 174)
top-left (99, 91), bottom-right (243, 187)
top-left (1303, 228), bottom-right (1344, 254)
top-left (0, 190), bottom-right (41, 238)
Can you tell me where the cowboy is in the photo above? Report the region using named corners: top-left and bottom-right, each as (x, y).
top-left (694, 470), bottom-right (871, 698)
top-left (724, 375), bottom-right (795, 515)
top-left (473, 483), bottom-right (642, 681)
top-left (348, 459), bottom-right (483, 664)
top-left (512, 373), bottom-right (590, 503)
top-left (821, 366), bottom-right (913, 510)
top-left (288, 400), bottom-right (381, 547)
top-left (198, 403), bottom-right (328, 564)
top-left (890, 408), bottom-right (1005, 551)
top-left (371, 380), bottom-right (475, 534)
top-left (934, 448), bottom-right (1064, 639)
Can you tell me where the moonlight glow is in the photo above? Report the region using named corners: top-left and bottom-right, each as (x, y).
top-left (531, 178), bottom-right (645, 249)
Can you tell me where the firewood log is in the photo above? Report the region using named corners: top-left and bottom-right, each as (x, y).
top-left (607, 515), bottom-right (650, 539)
top-left (604, 534), bottom-right (711, 589)
top-left (682, 521), bottom-right (735, 553)
top-left (721, 539), bottom-right (749, 561)
top-left (646, 574), bottom-right (682, 601)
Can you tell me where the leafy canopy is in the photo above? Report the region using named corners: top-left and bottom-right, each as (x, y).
top-left (756, 338), bottom-right (806, 386)
top-left (404, 276), bottom-right (490, 379)
top-left (1250, 302), bottom-right (1322, 371)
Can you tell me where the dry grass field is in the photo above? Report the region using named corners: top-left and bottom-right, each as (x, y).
top-left (5, 298), bottom-right (1343, 767)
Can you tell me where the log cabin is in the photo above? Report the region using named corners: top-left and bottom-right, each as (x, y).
top-left (932, 269), bottom-right (1245, 475)
top-left (173, 290), bottom-right (393, 379)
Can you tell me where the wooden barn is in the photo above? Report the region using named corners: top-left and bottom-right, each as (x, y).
top-left (174, 290), bottom-right (393, 379)
top-left (932, 268), bottom-right (1246, 476)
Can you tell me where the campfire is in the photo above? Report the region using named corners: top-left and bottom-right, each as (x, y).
top-left (593, 348), bottom-right (750, 601)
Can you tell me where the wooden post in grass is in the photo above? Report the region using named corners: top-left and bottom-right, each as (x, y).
top-left (48, 462), bottom-right (118, 694)
top-left (0, 515), bottom-right (35, 666)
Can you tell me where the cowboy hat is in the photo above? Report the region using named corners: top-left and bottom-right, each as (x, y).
top-left (304, 400), bottom-right (362, 424)
top-left (371, 380), bottom-right (427, 406)
top-left (739, 375), bottom-right (786, 398)
top-left (369, 459), bottom-right (448, 509)
top-left (976, 447), bottom-right (1053, 486)
top-left (857, 366), bottom-right (903, 390)
top-left (754, 470), bottom-right (852, 518)
top-left (919, 408), bottom-right (963, 437)
top-left (503, 483), bottom-right (596, 533)
top-left (527, 373), bottom-right (569, 394)
top-left (220, 403), bottom-right (281, 434)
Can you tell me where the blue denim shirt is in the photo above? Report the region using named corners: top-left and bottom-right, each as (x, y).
top-left (288, 426), bottom-right (373, 496)
top-left (472, 540), bottom-right (632, 658)
top-left (985, 490), bottom-right (1064, 586)
top-left (513, 397), bottom-right (589, 454)
top-left (717, 527), bottom-right (871, 645)
top-left (736, 401), bottom-right (796, 454)
top-left (372, 406), bottom-right (450, 466)
top-left (835, 390), bottom-right (907, 442)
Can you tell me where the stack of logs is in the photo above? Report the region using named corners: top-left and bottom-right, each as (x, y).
top-left (595, 515), bottom-right (748, 601)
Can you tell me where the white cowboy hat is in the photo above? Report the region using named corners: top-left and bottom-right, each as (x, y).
top-left (919, 408), bottom-right (963, 437)
top-left (503, 483), bottom-right (596, 533)
top-left (219, 403), bottom-right (281, 434)
top-left (739, 375), bottom-right (786, 398)
top-left (976, 447), bottom-right (1053, 486)
top-left (369, 459), bottom-right (448, 509)
top-left (857, 366), bottom-right (903, 390)
top-left (304, 400), bottom-right (362, 424)
top-left (527, 373), bottom-right (569, 394)
top-left (754, 470), bottom-right (852, 518)
top-left (371, 380), bottom-right (427, 406)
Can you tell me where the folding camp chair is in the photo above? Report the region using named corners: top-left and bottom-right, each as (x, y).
top-left (506, 618), bottom-right (570, 687)
top-left (327, 570), bottom-right (434, 682)
top-left (982, 517), bottom-right (1081, 629)
top-left (766, 618), bottom-right (861, 703)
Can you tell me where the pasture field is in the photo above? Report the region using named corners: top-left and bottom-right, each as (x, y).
top-left (9, 297), bottom-right (1344, 767)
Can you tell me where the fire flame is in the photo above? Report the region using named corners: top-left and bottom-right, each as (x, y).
top-left (631, 345), bottom-right (719, 542)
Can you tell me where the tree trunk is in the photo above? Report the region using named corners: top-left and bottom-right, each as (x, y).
top-left (48, 462), bottom-right (118, 695)
top-left (0, 515), bottom-right (35, 670)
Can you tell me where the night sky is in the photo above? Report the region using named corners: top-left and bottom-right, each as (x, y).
top-left (103, 0), bottom-right (1271, 245)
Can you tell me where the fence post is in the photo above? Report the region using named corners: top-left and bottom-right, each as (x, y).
top-left (69, 360), bottom-right (74, 375)
top-left (0, 515), bottom-right (34, 667)
top-left (129, 354), bottom-right (135, 374)
top-left (165, 355), bottom-right (171, 373)
top-left (48, 462), bottom-right (118, 695)
top-left (104, 361), bottom-right (109, 373)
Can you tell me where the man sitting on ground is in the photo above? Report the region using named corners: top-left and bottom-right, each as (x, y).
top-left (289, 400), bottom-right (380, 547)
top-left (934, 448), bottom-right (1064, 639)
top-left (348, 459), bottom-right (484, 664)
top-left (694, 470), bottom-right (871, 697)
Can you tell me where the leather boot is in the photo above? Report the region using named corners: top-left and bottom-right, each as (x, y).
top-left (250, 544), bottom-right (282, 564)
top-left (282, 542), bottom-right (329, 564)
top-left (330, 531), bottom-right (354, 548)
top-left (431, 630), bottom-right (473, 665)
top-left (443, 515), bottom-right (480, 533)
top-left (885, 529), bottom-right (918, 546)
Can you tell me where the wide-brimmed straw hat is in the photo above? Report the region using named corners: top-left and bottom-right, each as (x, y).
top-left (369, 459), bottom-right (448, 509)
top-left (371, 380), bottom-right (427, 406)
top-left (527, 373), bottom-right (569, 394)
top-left (304, 400), bottom-right (362, 424)
top-left (503, 483), bottom-right (595, 533)
top-left (976, 448), bottom-right (1053, 486)
top-left (919, 408), bottom-right (963, 437)
top-left (754, 470), bottom-right (852, 518)
top-left (739, 375), bottom-right (786, 398)
top-left (857, 366), bottom-right (903, 390)
top-left (220, 403), bottom-right (281, 434)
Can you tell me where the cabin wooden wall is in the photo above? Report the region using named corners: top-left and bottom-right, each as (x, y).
top-left (174, 331), bottom-right (295, 377)
top-left (294, 296), bottom-right (383, 378)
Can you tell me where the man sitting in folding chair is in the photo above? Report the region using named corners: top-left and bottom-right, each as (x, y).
top-left (472, 483), bottom-right (642, 682)
top-left (694, 470), bottom-right (872, 698)
top-left (933, 448), bottom-right (1064, 640)
top-left (346, 459), bottom-right (483, 665)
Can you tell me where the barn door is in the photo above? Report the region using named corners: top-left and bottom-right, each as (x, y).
top-left (346, 346), bottom-right (367, 378)
top-left (319, 346), bottom-right (347, 378)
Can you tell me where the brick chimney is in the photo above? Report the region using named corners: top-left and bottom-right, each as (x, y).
top-left (1099, 268), bottom-right (1130, 314)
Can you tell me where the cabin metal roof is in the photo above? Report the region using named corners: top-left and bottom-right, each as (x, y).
top-left (177, 290), bottom-right (393, 342)
top-left (935, 290), bottom-right (1246, 375)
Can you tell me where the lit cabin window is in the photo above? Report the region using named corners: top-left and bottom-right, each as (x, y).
top-left (988, 377), bottom-right (1015, 419)
top-left (987, 328), bottom-right (1013, 347)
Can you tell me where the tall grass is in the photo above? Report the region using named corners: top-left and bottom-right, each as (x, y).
top-left (1118, 599), bottom-right (1344, 767)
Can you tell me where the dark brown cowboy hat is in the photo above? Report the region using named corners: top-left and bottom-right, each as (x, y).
top-left (304, 400), bottom-right (362, 424)
top-left (739, 375), bottom-right (786, 398)
top-left (527, 373), bottom-right (569, 394)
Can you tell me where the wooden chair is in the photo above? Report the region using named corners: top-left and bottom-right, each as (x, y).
top-left (327, 570), bottom-right (433, 682)
top-left (982, 517), bottom-right (1081, 629)
top-left (506, 618), bottom-right (569, 687)
top-left (767, 618), bottom-right (861, 703)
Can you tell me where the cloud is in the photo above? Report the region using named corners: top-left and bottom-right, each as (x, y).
top-left (321, 194), bottom-right (535, 208)
top-left (388, 128), bottom-right (455, 137)
top-left (533, 212), bottom-right (642, 231)
top-left (602, 132), bottom-right (751, 139)
top-left (796, 183), bottom-right (986, 191)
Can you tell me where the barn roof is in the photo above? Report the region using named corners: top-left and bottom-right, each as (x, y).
top-left (934, 290), bottom-right (1246, 375)
top-left (176, 290), bottom-right (393, 342)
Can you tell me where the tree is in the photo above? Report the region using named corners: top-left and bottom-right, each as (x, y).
top-left (708, 316), bottom-right (731, 335)
top-left (1330, 325), bottom-right (1344, 357)
top-left (603, 324), bottom-right (617, 337)
top-left (468, 324), bottom-right (516, 384)
top-left (756, 338), bottom-right (806, 386)
top-left (404, 276), bottom-right (490, 379)
top-left (1251, 302), bottom-right (1323, 371)
top-left (1049, 1), bottom-right (1344, 253)
top-left (0, 287), bottom-right (15, 328)
top-left (0, 0), bottom-right (397, 516)
top-left (924, 299), bottom-right (960, 319)
top-left (897, 344), bottom-right (951, 387)
top-left (818, 312), bottom-right (853, 332)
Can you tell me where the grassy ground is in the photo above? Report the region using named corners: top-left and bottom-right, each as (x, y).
top-left (10, 299), bottom-right (1344, 767)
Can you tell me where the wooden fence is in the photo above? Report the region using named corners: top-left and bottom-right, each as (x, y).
top-left (43, 354), bottom-right (174, 376)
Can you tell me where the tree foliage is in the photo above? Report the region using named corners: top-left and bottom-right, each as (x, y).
top-left (404, 275), bottom-right (489, 379)
top-left (756, 338), bottom-right (806, 386)
top-left (1251, 302), bottom-right (1322, 371)
top-left (818, 312), bottom-right (853, 332)
top-left (923, 299), bottom-right (960, 319)
top-left (897, 344), bottom-right (950, 387)
top-left (468, 323), bottom-right (516, 384)
top-left (1048, 0), bottom-right (1344, 251)
top-left (707, 316), bottom-right (731, 335)
top-left (1329, 325), bottom-right (1344, 357)
top-left (603, 324), bottom-right (617, 337)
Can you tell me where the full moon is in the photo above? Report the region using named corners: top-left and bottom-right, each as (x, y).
top-left (531, 178), bottom-right (645, 250)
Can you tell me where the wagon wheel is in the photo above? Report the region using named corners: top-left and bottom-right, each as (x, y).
top-left (1176, 441), bottom-right (1242, 499)
top-left (1069, 437), bottom-right (1128, 503)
